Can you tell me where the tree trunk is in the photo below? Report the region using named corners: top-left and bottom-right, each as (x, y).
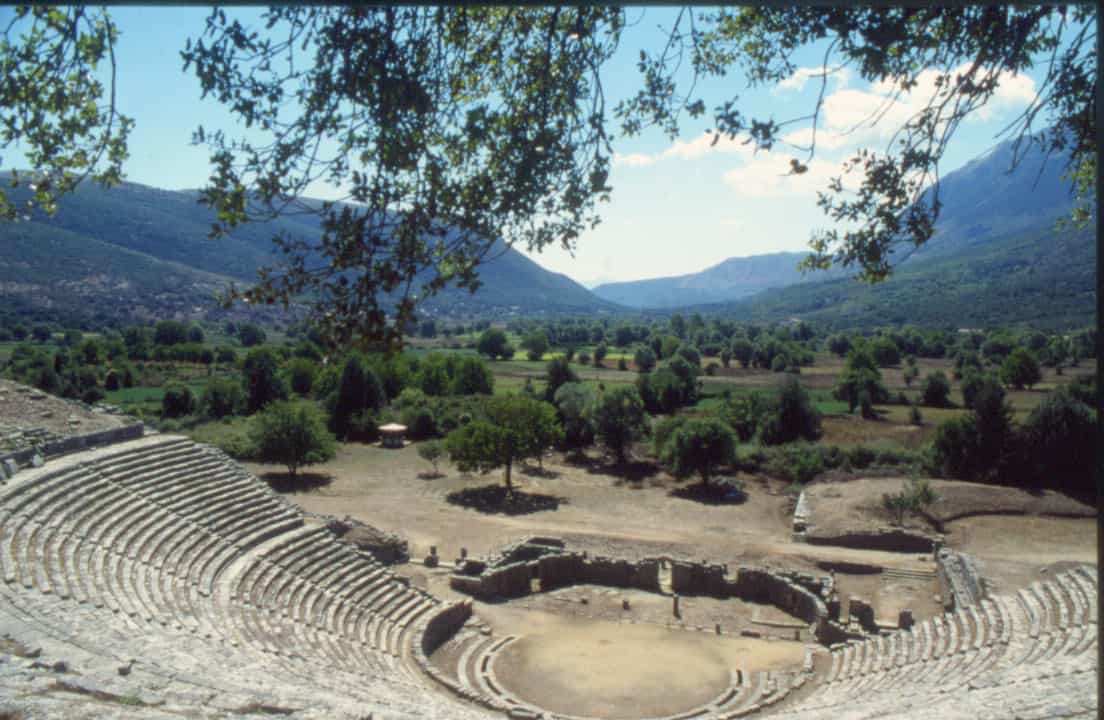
top-left (504, 461), bottom-right (512, 494)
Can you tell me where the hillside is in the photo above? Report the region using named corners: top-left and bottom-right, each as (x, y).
top-left (699, 224), bottom-right (1094, 331)
top-left (592, 137), bottom-right (1080, 310)
top-left (0, 219), bottom-right (234, 329)
top-left (0, 179), bottom-right (617, 326)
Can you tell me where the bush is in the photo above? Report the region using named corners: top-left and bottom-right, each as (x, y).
top-left (765, 443), bottom-right (826, 485)
top-left (401, 405), bottom-right (437, 441)
top-left (909, 404), bottom-right (923, 425)
top-left (451, 356), bottom-right (494, 395)
top-left (617, 357), bottom-right (628, 371)
top-left (759, 376), bottom-right (821, 446)
top-left (848, 445), bottom-right (876, 469)
top-left (633, 346), bottom-right (657, 373)
top-left (931, 415), bottom-right (980, 479)
top-left (592, 385), bottom-right (648, 464)
top-left (920, 371), bottom-right (953, 407)
top-left (1018, 387), bottom-right (1095, 496)
top-left (348, 411), bottom-right (379, 443)
top-left (417, 440), bottom-right (445, 475)
top-left (543, 356), bottom-right (578, 402)
top-left (999, 347), bottom-right (1042, 389)
top-left (161, 384), bottom-right (196, 419)
top-left (720, 392), bottom-right (771, 442)
top-left (202, 377), bottom-right (242, 419)
top-left (286, 357), bottom-right (318, 396)
top-left (329, 354), bottom-right (386, 440)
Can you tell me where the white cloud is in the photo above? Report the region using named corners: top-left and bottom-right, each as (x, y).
top-left (722, 155), bottom-right (844, 199)
top-left (661, 131), bottom-right (753, 160)
top-left (818, 64), bottom-right (1037, 146)
top-left (613, 131), bottom-right (754, 168)
top-left (773, 66), bottom-right (852, 94)
top-left (779, 126), bottom-right (853, 151)
top-left (612, 152), bottom-right (658, 168)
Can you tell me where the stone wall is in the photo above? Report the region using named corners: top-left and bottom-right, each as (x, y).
top-left (450, 539), bottom-right (833, 641)
top-left (419, 600), bottom-right (474, 655)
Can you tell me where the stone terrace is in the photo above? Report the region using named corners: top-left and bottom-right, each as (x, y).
top-left (0, 434), bottom-right (1097, 719)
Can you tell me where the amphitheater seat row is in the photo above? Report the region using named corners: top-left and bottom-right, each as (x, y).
top-left (0, 436), bottom-right (440, 693)
top-left (779, 566), bottom-right (1097, 716)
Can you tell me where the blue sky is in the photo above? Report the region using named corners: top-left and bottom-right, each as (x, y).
top-left (2, 7), bottom-right (1054, 287)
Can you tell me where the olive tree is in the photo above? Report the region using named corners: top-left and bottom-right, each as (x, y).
top-left (251, 401), bottom-right (336, 479)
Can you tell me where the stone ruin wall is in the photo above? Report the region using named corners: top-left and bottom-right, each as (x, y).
top-left (0, 423), bottom-right (145, 481)
top-left (935, 547), bottom-right (983, 611)
top-left (451, 543), bottom-right (832, 640)
top-left (413, 600), bottom-right (517, 714)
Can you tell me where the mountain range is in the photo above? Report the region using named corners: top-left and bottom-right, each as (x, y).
top-left (592, 137), bottom-right (1082, 310)
top-left (0, 134), bottom-right (1092, 331)
top-left (0, 182), bottom-right (614, 329)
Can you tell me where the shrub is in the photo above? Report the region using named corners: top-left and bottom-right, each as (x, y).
top-left (202, 377), bottom-right (242, 419)
top-left (765, 443), bottom-right (826, 485)
top-left (543, 356), bottom-right (578, 402)
top-left (329, 354), bottom-right (386, 440)
top-left (242, 347), bottom-right (289, 414)
top-left (920, 371), bottom-right (953, 407)
top-left (161, 384), bottom-right (196, 419)
top-left (553, 382), bottom-right (597, 451)
top-left (848, 445), bottom-right (876, 469)
top-left (909, 404), bottom-right (923, 425)
top-left (633, 346), bottom-right (657, 373)
top-left (617, 357), bottom-right (628, 371)
top-left (759, 376), bottom-right (821, 446)
top-left (1018, 387), bottom-right (1095, 496)
top-left (401, 405), bottom-right (437, 441)
top-left (999, 347), bottom-right (1042, 389)
top-left (417, 440), bottom-right (445, 475)
top-left (348, 411), bottom-right (379, 443)
top-left (451, 356), bottom-right (494, 395)
top-left (931, 415), bottom-right (980, 479)
top-left (285, 357), bottom-right (318, 396)
top-left (593, 385), bottom-right (648, 464)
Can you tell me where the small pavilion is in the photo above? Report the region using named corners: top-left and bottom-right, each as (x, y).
top-left (379, 423), bottom-right (407, 449)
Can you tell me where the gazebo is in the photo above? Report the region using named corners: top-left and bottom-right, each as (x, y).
top-left (378, 423), bottom-right (407, 449)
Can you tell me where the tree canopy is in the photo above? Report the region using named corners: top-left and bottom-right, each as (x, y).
top-left (2, 7), bottom-right (1095, 345)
